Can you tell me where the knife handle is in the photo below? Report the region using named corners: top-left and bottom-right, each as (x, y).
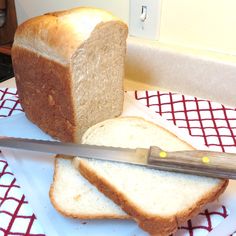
top-left (147, 146), bottom-right (236, 179)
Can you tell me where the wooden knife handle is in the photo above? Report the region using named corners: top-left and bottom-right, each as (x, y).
top-left (147, 146), bottom-right (236, 179)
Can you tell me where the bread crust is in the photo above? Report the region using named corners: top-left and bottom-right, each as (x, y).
top-left (79, 160), bottom-right (228, 236)
top-left (49, 155), bottom-right (131, 219)
top-left (12, 46), bottom-right (77, 142)
top-left (13, 7), bottom-right (123, 63)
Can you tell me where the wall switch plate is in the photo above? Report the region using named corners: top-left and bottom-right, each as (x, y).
top-left (129, 0), bottom-right (162, 40)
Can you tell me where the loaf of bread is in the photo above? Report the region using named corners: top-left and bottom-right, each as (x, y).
top-left (12, 7), bottom-right (128, 142)
top-left (50, 117), bottom-right (228, 235)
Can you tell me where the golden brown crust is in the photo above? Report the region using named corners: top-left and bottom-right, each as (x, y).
top-left (12, 46), bottom-right (77, 142)
top-left (79, 160), bottom-right (228, 236)
top-left (49, 155), bottom-right (131, 219)
top-left (14, 7), bottom-right (124, 62)
top-left (139, 179), bottom-right (228, 235)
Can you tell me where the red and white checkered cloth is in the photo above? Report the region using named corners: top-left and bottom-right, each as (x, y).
top-left (0, 88), bottom-right (23, 118)
top-left (0, 88), bottom-right (45, 236)
top-left (131, 91), bottom-right (236, 153)
top-left (0, 158), bottom-right (45, 236)
top-left (0, 88), bottom-right (235, 235)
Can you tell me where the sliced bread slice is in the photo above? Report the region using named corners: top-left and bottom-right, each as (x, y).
top-left (50, 155), bottom-right (129, 219)
top-left (49, 115), bottom-right (194, 220)
top-left (74, 117), bottom-right (228, 236)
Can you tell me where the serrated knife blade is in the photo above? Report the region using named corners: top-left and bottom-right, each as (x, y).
top-left (0, 137), bottom-right (148, 165)
top-left (0, 137), bottom-right (236, 179)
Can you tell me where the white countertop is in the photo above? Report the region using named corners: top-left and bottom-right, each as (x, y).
top-left (1, 78), bottom-right (16, 88)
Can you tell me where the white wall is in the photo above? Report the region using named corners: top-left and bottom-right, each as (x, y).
top-left (15, 0), bottom-right (236, 55)
top-left (160, 0), bottom-right (236, 55)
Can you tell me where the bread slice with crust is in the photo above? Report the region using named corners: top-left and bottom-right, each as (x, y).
top-left (50, 155), bottom-right (129, 219)
top-left (73, 117), bottom-right (228, 236)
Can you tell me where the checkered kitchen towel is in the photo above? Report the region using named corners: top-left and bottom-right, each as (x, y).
top-left (0, 88), bottom-right (23, 118)
top-left (0, 88), bottom-right (234, 235)
top-left (0, 88), bottom-right (45, 236)
top-left (131, 91), bottom-right (236, 153)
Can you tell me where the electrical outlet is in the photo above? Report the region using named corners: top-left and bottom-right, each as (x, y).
top-left (129, 0), bottom-right (162, 40)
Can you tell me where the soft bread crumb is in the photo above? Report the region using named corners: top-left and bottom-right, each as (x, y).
top-left (49, 156), bottom-right (129, 219)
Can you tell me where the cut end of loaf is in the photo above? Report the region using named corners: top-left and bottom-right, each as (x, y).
top-left (72, 21), bottom-right (128, 142)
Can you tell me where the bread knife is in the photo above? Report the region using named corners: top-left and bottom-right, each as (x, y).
top-left (0, 137), bottom-right (235, 179)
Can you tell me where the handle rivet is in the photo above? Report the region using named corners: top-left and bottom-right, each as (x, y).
top-left (202, 156), bottom-right (210, 164)
top-left (159, 151), bottom-right (167, 158)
